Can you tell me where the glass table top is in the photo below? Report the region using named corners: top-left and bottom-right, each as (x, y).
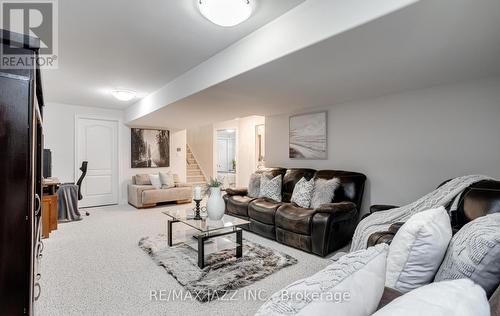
top-left (162, 209), bottom-right (250, 233)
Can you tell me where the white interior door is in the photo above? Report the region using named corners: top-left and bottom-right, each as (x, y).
top-left (76, 117), bottom-right (119, 207)
top-left (217, 139), bottom-right (228, 172)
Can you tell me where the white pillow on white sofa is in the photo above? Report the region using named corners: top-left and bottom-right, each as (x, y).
top-left (373, 279), bottom-right (490, 316)
top-left (159, 171), bottom-right (175, 188)
top-left (256, 244), bottom-right (389, 316)
top-left (385, 206), bottom-right (452, 293)
top-left (148, 174), bottom-right (162, 189)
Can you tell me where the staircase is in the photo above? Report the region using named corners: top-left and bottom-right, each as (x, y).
top-left (186, 145), bottom-right (207, 187)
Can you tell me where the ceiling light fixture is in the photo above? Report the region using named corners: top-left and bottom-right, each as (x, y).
top-left (198, 0), bottom-right (253, 27)
top-left (111, 89), bottom-right (136, 101)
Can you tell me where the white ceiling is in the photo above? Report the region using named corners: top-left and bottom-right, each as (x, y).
top-left (131, 0), bottom-right (500, 129)
top-left (41, 0), bottom-right (303, 109)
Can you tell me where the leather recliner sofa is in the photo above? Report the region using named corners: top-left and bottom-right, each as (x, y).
top-left (223, 168), bottom-right (367, 257)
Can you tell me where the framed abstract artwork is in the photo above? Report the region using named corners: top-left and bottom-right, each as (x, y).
top-left (289, 111), bottom-right (327, 159)
top-left (131, 128), bottom-right (170, 168)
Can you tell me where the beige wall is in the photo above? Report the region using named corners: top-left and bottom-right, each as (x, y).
top-left (44, 103), bottom-right (187, 205)
top-left (265, 78), bottom-right (500, 214)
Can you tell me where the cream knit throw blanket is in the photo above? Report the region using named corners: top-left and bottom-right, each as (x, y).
top-left (350, 175), bottom-right (492, 251)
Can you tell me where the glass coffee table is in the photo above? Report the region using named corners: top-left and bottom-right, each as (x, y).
top-left (163, 209), bottom-right (250, 268)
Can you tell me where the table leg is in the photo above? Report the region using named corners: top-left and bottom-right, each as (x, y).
top-left (198, 235), bottom-right (205, 269)
top-left (236, 228), bottom-right (243, 258)
top-left (167, 220), bottom-right (179, 247)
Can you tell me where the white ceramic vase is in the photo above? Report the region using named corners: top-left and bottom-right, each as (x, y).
top-left (206, 186), bottom-right (225, 220)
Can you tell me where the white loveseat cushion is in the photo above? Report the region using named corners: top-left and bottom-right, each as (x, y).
top-left (373, 279), bottom-right (490, 316)
top-left (385, 206), bottom-right (452, 293)
top-left (256, 244), bottom-right (389, 316)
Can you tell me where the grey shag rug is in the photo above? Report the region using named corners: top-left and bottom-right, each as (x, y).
top-left (138, 234), bottom-right (297, 302)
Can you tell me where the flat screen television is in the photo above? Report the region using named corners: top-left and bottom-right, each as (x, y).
top-left (43, 149), bottom-right (52, 178)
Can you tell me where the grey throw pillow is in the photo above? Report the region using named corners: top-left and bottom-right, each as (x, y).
top-left (291, 177), bottom-right (315, 208)
top-left (310, 178), bottom-right (340, 209)
top-left (248, 173), bottom-right (261, 198)
top-left (434, 213), bottom-right (500, 296)
top-left (259, 174), bottom-right (282, 202)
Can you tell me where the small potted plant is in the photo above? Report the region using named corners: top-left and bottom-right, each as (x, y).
top-left (206, 177), bottom-right (225, 220)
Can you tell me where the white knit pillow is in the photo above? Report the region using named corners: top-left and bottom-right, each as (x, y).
top-left (291, 177), bottom-right (315, 208)
top-left (159, 171), bottom-right (175, 189)
top-left (259, 175), bottom-right (282, 202)
top-left (373, 279), bottom-right (489, 316)
top-left (256, 244), bottom-right (389, 316)
top-left (434, 213), bottom-right (500, 297)
top-left (148, 174), bottom-right (162, 189)
top-left (385, 207), bottom-right (452, 293)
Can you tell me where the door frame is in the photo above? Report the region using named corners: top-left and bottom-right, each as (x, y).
top-left (74, 115), bottom-right (121, 206)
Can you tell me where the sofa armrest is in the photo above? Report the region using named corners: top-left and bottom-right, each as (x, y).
top-left (490, 284), bottom-right (500, 315)
top-left (128, 184), bottom-right (155, 208)
top-left (367, 231), bottom-right (396, 247)
top-left (225, 188), bottom-right (248, 196)
top-left (314, 202), bottom-right (358, 222)
top-left (366, 222), bottom-right (405, 247)
top-left (311, 202), bottom-right (359, 256)
top-left (175, 182), bottom-right (192, 188)
top-left (388, 222), bottom-right (405, 234)
top-left (377, 287), bottom-right (404, 311)
top-left (370, 204), bottom-right (400, 213)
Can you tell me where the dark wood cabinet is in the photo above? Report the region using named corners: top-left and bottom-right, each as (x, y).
top-left (0, 30), bottom-right (44, 315)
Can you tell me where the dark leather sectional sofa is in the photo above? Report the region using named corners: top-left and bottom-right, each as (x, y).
top-left (223, 168), bottom-right (366, 256)
top-left (367, 179), bottom-right (500, 247)
top-left (367, 179), bottom-right (500, 311)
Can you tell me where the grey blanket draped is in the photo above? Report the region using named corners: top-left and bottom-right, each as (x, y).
top-left (57, 184), bottom-right (81, 222)
top-left (350, 175), bottom-right (492, 251)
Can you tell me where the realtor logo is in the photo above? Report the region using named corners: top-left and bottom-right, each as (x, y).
top-left (1, 0), bottom-right (58, 68)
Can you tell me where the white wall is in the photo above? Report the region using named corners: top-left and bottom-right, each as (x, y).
top-left (126, 0), bottom-right (417, 122)
top-left (235, 116), bottom-right (266, 186)
top-left (212, 120), bottom-right (239, 184)
top-left (186, 124), bottom-right (214, 179)
top-left (265, 78), bottom-right (500, 213)
top-left (188, 116), bottom-right (265, 187)
top-left (44, 103), bottom-right (186, 205)
top-left (212, 116), bottom-right (265, 187)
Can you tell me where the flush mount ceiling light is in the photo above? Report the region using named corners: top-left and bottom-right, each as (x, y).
top-left (111, 89), bottom-right (136, 101)
top-left (198, 0), bottom-right (253, 27)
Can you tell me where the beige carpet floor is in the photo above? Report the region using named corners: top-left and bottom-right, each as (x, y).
top-left (36, 203), bottom-right (342, 316)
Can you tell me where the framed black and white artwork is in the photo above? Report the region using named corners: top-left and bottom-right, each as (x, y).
top-left (131, 128), bottom-right (170, 168)
top-left (289, 111), bottom-right (327, 159)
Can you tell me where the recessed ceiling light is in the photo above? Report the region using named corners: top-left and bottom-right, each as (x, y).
top-left (111, 89), bottom-right (136, 101)
top-left (198, 0), bottom-right (253, 27)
